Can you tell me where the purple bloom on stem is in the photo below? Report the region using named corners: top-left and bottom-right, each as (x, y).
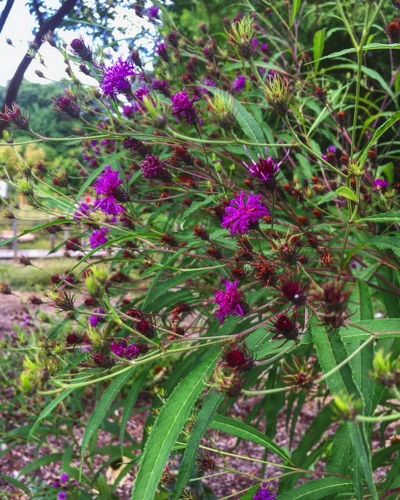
top-left (373, 178), bottom-right (389, 191)
top-left (90, 228), bottom-right (109, 249)
top-left (222, 192), bottom-right (269, 236)
top-left (171, 91), bottom-right (199, 125)
top-left (89, 307), bottom-right (106, 327)
top-left (135, 86), bottom-right (150, 102)
top-left (156, 43), bottom-right (169, 61)
top-left (124, 343), bottom-right (141, 360)
top-left (110, 339), bottom-right (127, 357)
top-left (147, 5), bottom-right (159, 18)
top-left (111, 340), bottom-right (141, 359)
top-left (58, 493), bottom-right (68, 500)
top-left (122, 102), bottom-right (139, 117)
top-left (215, 281), bottom-right (247, 323)
top-left (101, 59), bottom-right (136, 96)
top-left (253, 485), bottom-right (276, 500)
top-left (95, 166), bottom-right (123, 196)
top-left (141, 155), bottom-right (170, 180)
top-left (95, 196), bottom-right (125, 216)
top-left (244, 151), bottom-right (283, 187)
top-left (60, 474), bottom-right (69, 485)
top-left (261, 42), bottom-right (269, 53)
top-left (232, 75), bottom-right (247, 93)
top-left (152, 79), bottom-right (170, 95)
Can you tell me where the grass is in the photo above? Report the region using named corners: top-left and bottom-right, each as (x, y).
top-left (0, 259), bottom-right (77, 290)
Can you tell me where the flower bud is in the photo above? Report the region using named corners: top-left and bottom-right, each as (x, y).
top-left (264, 74), bottom-right (291, 115)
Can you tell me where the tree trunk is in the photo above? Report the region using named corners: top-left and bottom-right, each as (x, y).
top-left (0, 0), bottom-right (14, 34)
top-left (0, 0), bottom-right (78, 134)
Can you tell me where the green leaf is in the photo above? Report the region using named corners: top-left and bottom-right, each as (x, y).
top-left (278, 477), bottom-right (353, 499)
top-left (132, 348), bottom-right (220, 499)
top-left (173, 391), bottom-right (223, 499)
top-left (312, 321), bottom-right (347, 395)
top-left (347, 422), bottom-right (378, 500)
top-left (30, 387), bottom-right (75, 438)
top-left (336, 186), bottom-right (358, 202)
top-left (81, 368), bottom-right (134, 456)
top-left (359, 113), bottom-right (400, 165)
top-left (313, 29), bottom-right (325, 72)
top-left (19, 453), bottom-right (63, 476)
top-left (356, 211), bottom-right (400, 224)
top-left (210, 415), bottom-right (291, 462)
top-left (0, 474), bottom-right (31, 494)
top-left (206, 87), bottom-right (265, 147)
top-left (358, 280), bottom-right (374, 321)
top-left (290, 0), bottom-right (303, 27)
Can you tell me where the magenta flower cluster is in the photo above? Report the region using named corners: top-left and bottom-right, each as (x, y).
top-left (222, 192), bottom-right (269, 236)
top-left (94, 166), bottom-right (125, 216)
top-left (110, 340), bottom-right (141, 360)
top-left (215, 281), bottom-right (247, 323)
top-left (253, 485), bottom-right (276, 500)
top-left (101, 59), bottom-right (136, 96)
top-left (90, 228), bottom-right (109, 249)
top-left (171, 91), bottom-right (199, 125)
top-left (141, 155), bottom-right (170, 180)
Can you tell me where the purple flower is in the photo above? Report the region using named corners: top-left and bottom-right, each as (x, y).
top-left (156, 43), bottom-right (169, 61)
top-left (74, 203), bottom-right (91, 221)
top-left (95, 166), bottom-right (123, 196)
top-left (152, 79), bottom-right (170, 95)
top-left (147, 5), bottom-right (159, 19)
top-left (58, 493), bottom-right (68, 500)
top-left (90, 228), bottom-right (109, 249)
top-left (204, 78), bottom-right (217, 87)
top-left (261, 42), bottom-right (269, 53)
top-left (101, 58), bottom-right (136, 96)
top-left (253, 485), bottom-right (276, 500)
top-left (171, 91), bottom-right (199, 125)
top-left (110, 340), bottom-right (141, 360)
top-left (244, 152), bottom-right (283, 187)
top-left (95, 196), bottom-right (125, 216)
top-left (222, 192), bottom-right (269, 236)
top-left (110, 339), bottom-right (127, 357)
top-left (89, 307), bottom-right (106, 327)
top-left (215, 281), bottom-right (247, 323)
top-left (135, 86), bottom-right (150, 102)
top-left (232, 75), bottom-right (247, 93)
top-left (373, 178), bottom-right (389, 191)
top-left (60, 474), bottom-right (69, 485)
top-left (122, 102), bottom-right (139, 117)
top-left (141, 155), bottom-right (170, 180)
top-left (124, 343), bottom-right (141, 360)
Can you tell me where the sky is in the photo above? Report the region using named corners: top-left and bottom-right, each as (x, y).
top-left (0, 0), bottom-right (155, 87)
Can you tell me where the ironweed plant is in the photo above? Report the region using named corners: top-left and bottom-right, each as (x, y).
top-left (2, 0), bottom-right (400, 498)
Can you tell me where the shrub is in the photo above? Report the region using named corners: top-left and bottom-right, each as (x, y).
top-left (2, 1), bottom-right (400, 498)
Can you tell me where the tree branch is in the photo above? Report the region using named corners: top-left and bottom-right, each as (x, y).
top-left (0, 0), bottom-right (78, 134)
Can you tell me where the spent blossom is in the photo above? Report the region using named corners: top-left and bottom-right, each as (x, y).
top-left (141, 155), bottom-right (170, 180)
